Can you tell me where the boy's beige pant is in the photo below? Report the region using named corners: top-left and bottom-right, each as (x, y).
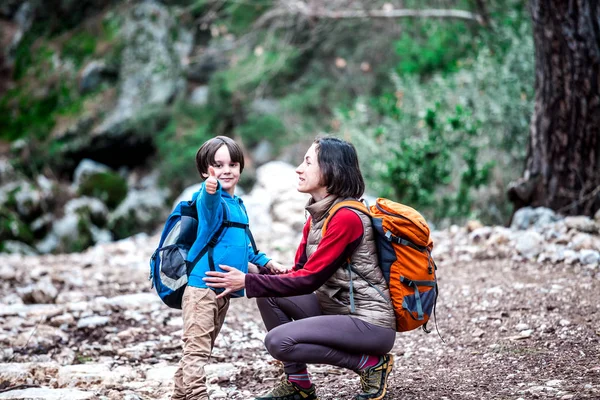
top-left (171, 287), bottom-right (230, 400)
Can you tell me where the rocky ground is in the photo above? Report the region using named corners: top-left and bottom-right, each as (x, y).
top-left (1, 210), bottom-right (600, 399)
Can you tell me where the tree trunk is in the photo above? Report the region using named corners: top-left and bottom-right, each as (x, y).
top-left (508, 0), bottom-right (600, 216)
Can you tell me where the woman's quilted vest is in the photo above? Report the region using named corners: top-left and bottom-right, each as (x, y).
top-left (306, 196), bottom-right (396, 330)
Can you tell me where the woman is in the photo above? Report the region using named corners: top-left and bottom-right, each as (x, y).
top-left (204, 137), bottom-right (396, 400)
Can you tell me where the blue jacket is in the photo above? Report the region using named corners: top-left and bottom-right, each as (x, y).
top-left (186, 182), bottom-right (270, 297)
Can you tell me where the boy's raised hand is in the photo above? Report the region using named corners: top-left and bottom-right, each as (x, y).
top-left (266, 260), bottom-right (292, 274)
top-left (205, 165), bottom-right (218, 194)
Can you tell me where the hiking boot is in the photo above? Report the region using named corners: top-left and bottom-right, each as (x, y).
top-left (354, 354), bottom-right (394, 400)
top-left (255, 378), bottom-right (319, 400)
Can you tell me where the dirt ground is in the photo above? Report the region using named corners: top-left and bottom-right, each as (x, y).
top-left (227, 257), bottom-right (600, 400)
top-left (2, 233), bottom-right (599, 400)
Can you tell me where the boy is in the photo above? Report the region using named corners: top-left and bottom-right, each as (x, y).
top-left (171, 136), bottom-right (285, 400)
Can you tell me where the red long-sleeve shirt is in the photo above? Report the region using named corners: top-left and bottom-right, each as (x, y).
top-left (245, 208), bottom-right (364, 298)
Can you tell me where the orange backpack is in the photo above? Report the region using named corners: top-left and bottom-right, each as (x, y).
top-left (323, 198), bottom-right (438, 333)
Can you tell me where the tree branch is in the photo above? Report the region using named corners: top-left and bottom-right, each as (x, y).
top-left (255, 5), bottom-right (485, 29)
top-left (557, 184), bottom-right (600, 214)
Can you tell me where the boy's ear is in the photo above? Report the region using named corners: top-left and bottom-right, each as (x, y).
top-left (201, 173), bottom-right (208, 178)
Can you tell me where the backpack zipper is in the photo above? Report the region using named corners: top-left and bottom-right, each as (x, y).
top-left (375, 202), bottom-right (429, 237)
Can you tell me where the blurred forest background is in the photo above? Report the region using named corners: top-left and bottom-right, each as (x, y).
top-left (0, 0), bottom-right (598, 255)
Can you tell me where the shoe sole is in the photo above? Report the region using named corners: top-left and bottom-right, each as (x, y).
top-left (371, 354), bottom-right (395, 400)
top-left (354, 354), bottom-right (395, 400)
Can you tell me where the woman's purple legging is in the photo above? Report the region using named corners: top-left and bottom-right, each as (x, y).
top-left (256, 294), bottom-right (396, 374)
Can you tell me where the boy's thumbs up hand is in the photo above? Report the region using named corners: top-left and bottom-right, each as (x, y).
top-left (205, 166), bottom-right (218, 194)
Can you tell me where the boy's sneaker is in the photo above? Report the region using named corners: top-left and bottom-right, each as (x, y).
top-left (255, 378), bottom-right (319, 400)
top-left (354, 354), bottom-right (394, 400)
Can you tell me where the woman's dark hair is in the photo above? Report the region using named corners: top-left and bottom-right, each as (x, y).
top-left (195, 136), bottom-right (245, 180)
top-left (314, 136), bottom-right (365, 198)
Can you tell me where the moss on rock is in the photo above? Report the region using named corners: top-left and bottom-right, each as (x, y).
top-left (78, 171), bottom-right (128, 209)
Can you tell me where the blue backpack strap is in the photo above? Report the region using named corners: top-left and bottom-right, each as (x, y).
top-left (186, 201), bottom-right (227, 275)
top-left (185, 200), bottom-right (257, 275)
top-left (239, 201), bottom-right (259, 255)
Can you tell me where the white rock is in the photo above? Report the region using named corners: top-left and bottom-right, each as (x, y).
top-left (469, 227), bottom-right (493, 243)
top-left (16, 277), bottom-right (58, 304)
top-left (72, 159), bottom-right (111, 187)
top-left (77, 315), bottom-right (110, 328)
top-left (564, 216), bottom-right (598, 233)
top-left (0, 264), bottom-right (16, 280)
top-left (145, 364), bottom-right (178, 382)
top-left (514, 231), bottom-right (544, 258)
top-left (579, 250), bottom-right (600, 265)
top-left (0, 388), bottom-right (95, 399)
top-left (570, 232), bottom-right (595, 251)
top-left (100, 293), bottom-right (162, 309)
top-left (0, 363), bottom-right (32, 384)
top-left (0, 303), bottom-right (63, 318)
top-left (57, 363), bottom-right (112, 388)
top-left (189, 85), bottom-right (209, 106)
top-left (485, 286), bottom-right (503, 295)
top-left (205, 362), bottom-right (237, 383)
top-left (515, 323), bottom-right (530, 331)
top-left (13, 325), bottom-right (69, 348)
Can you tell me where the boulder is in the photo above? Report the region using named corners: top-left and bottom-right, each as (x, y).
top-left (93, 2), bottom-right (185, 138)
top-left (511, 207), bottom-right (562, 231)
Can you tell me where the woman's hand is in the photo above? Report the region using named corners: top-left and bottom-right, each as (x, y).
top-left (204, 265), bottom-right (246, 298)
top-left (266, 260), bottom-right (292, 274)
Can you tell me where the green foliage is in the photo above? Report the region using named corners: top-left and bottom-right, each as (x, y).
top-left (62, 31), bottom-right (97, 67)
top-left (12, 24), bottom-right (52, 80)
top-left (341, 20), bottom-right (533, 225)
top-left (378, 104), bottom-right (493, 220)
top-left (236, 113), bottom-right (286, 149)
top-left (109, 209), bottom-right (138, 241)
top-left (102, 13), bottom-right (122, 40)
top-left (4, 0), bottom-right (536, 235)
top-left (0, 79), bottom-right (86, 142)
top-left (67, 215), bottom-right (94, 253)
top-left (153, 101), bottom-right (213, 194)
top-left (218, 40), bottom-right (301, 95)
top-left (0, 208), bottom-right (34, 244)
top-left (382, 136), bottom-right (451, 208)
top-left (221, 0), bottom-right (273, 35)
top-left (206, 73), bottom-right (235, 134)
top-left (395, 20), bottom-right (475, 75)
top-left (78, 172), bottom-right (128, 210)
top-left (2, 12), bottom-right (121, 144)
top-left (0, 81), bottom-right (73, 142)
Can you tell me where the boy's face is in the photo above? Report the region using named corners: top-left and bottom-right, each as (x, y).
top-left (210, 145), bottom-right (241, 196)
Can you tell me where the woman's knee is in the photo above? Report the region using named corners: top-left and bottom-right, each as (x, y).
top-left (256, 296), bottom-right (276, 312)
top-left (264, 328), bottom-right (294, 360)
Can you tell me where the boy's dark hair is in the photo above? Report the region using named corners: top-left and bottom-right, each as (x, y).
top-left (314, 136), bottom-right (365, 199)
top-left (195, 136), bottom-right (245, 180)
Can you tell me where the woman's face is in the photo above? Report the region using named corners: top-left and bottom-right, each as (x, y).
top-left (296, 143), bottom-right (328, 201)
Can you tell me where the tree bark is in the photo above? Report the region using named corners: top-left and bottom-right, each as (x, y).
top-left (508, 0), bottom-right (600, 216)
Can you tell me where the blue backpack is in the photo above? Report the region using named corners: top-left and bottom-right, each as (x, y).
top-left (149, 192), bottom-right (258, 309)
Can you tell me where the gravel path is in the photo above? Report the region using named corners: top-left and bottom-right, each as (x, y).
top-left (1, 230), bottom-right (599, 400)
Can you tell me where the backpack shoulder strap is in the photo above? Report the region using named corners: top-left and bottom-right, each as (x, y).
top-left (238, 201), bottom-right (259, 255)
top-left (187, 198), bottom-right (260, 276)
top-left (186, 201), bottom-right (226, 275)
top-left (322, 199), bottom-right (370, 236)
